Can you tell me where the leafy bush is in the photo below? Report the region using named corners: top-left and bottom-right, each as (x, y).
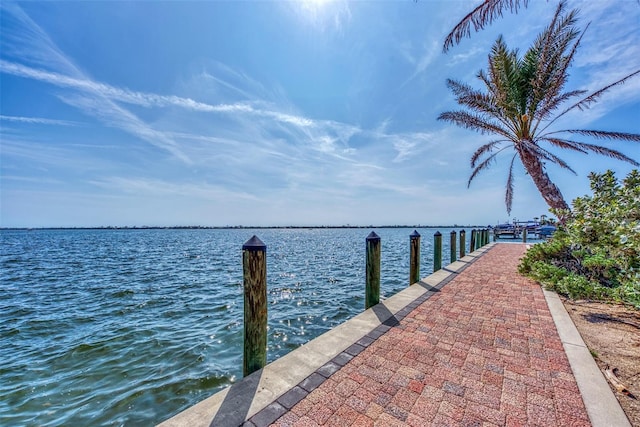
top-left (519, 170), bottom-right (640, 308)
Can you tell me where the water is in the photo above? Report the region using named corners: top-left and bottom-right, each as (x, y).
top-left (1, 227), bottom-right (471, 426)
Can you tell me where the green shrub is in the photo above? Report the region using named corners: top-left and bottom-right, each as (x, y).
top-left (519, 170), bottom-right (640, 308)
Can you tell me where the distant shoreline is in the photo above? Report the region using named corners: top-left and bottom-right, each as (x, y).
top-left (0, 224), bottom-right (487, 231)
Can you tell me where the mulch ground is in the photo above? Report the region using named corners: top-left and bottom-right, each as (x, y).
top-left (269, 244), bottom-right (591, 426)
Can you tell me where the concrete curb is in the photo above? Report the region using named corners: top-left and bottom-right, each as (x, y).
top-left (542, 289), bottom-right (631, 427)
top-left (157, 245), bottom-right (495, 426)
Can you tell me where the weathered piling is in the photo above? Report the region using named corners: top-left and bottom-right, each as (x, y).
top-left (242, 235), bottom-right (267, 377)
top-left (433, 231), bottom-right (442, 272)
top-left (459, 229), bottom-right (466, 258)
top-left (469, 229), bottom-right (476, 252)
top-left (522, 227), bottom-right (528, 243)
top-left (450, 230), bottom-right (457, 263)
top-left (409, 230), bottom-right (420, 286)
top-left (366, 232), bottom-right (381, 309)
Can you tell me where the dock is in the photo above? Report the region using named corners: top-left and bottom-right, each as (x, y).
top-left (158, 243), bottom-right (629, 427)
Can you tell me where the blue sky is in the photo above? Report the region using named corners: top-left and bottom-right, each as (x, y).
top-left (1, 0), bottom-right (639, 228)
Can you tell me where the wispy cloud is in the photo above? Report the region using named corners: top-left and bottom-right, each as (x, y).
top-left (1, 5), bottom-right (191, 163)
top-left (90, 176), bottom-right (262, 202)
top-left (0, 2), bottom-right (82, 78)
top-left (401, 39), bottom-right (440, 87)
top-left (0, 60), bottom-right (253, 114)
top-left (0, 114), bottom-right (78, 126)
top-left (57, 94), bottom-right (191, 163)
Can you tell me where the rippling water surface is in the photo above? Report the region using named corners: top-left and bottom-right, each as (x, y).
top-left (1, 227), bottom-right (470, 426)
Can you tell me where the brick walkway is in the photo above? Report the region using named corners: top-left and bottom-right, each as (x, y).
top-left (269, 244), bottom-right (591, 427)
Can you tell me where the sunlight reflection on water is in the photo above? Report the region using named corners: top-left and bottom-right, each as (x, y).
top-left (0, 227), bottom-right (474, 426)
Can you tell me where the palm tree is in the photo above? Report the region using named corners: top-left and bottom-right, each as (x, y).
top-left (438, 1), bottom-right (640, 217)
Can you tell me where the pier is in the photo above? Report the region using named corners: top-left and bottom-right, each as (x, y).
top-left (158, 243), bottom-right (629, 427)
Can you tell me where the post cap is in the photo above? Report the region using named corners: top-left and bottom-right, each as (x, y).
top-left (460, 229), bottom-right (465, 233)
top-left (450, 230), bottom-right (456, 235)
top-left (243, 235), bottom-right (266, 251)
top-left (410, 230), bottom-right (420, 238)
top-left (434, 231), bottom-right (442, 237)
top-left (366, 231), bottom-right (380, 242)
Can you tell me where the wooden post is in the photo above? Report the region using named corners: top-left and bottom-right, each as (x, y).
top-left (434, 231), bottom-right (442, 272)
top-left (522, 227), bottom-right (528, 243)
top-left (493, 228), bottom-right (498, 242)
top-left (366, 231), bottom-right (381, 309)
top-left (450, 230), bottom-right (456, 263)
top-left (459, 229), bottom-right (466, 258)
top-left (469, 229), bottom-right (476, 252)
top-left (409, 230), bottom-right (420, 286)
top-left (243, 235), bottom-right (267, 377)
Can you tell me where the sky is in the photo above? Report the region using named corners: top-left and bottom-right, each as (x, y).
top-left (1, 0), bottom-right (639, 228)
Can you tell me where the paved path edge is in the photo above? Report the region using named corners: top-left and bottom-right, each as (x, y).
top-left (542, 288), bottom-right (631, 427)
top-left (157, 244), bottom-right (495, 427)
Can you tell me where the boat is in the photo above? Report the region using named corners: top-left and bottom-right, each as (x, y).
top-left (535, 225), bottom-right (556, 238)
top-left (493, 220), bottom-right (542, 239)
top-left (493, 223), bottom-right (519, 238)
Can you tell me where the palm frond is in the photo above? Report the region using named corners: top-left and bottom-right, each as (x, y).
top-left (438, 111), bottom-right (512, 139)
top-left (522, 143), bottom-right (576, 174)
top-left (542, 69), bottom-right (640, 132)
top-left (470, 139), bottom-right (509, 167)
top-left (505, 154), bottom-right (518, 215)
top-left (530, 2), bottom-right (582, 119)
top-left (533, 89), bottom-right (586, 123)
top-left (468, 150), bottom-right (501, 187)
top-left (556, 129), bottom-right (640, 142)
top-left (446, 79), bottom-right (499, 115)
top-left (542, 137), bottom-right (588, 154)
top-left (541, 136), bottom-right (640, 165)
top-left (443, 0), bottom-right (530, 52)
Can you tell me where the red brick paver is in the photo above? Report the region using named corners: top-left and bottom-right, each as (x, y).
top-left (270, 244), bottom-right (591, 427)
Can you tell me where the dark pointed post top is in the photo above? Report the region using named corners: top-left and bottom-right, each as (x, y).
top-left (410, 230), bottom-right (420, 238)
top-left (243, 235), bottom-right (266, 251)
top-left (366, 231), bottom-right (381, 242)
top-left (450, 230), bottom-right (456, 235)
top-left (434, 231), bottom-right (442, 237)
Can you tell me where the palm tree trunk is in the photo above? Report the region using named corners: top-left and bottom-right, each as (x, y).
top-left (519, 148), bottom-right (571, 221)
